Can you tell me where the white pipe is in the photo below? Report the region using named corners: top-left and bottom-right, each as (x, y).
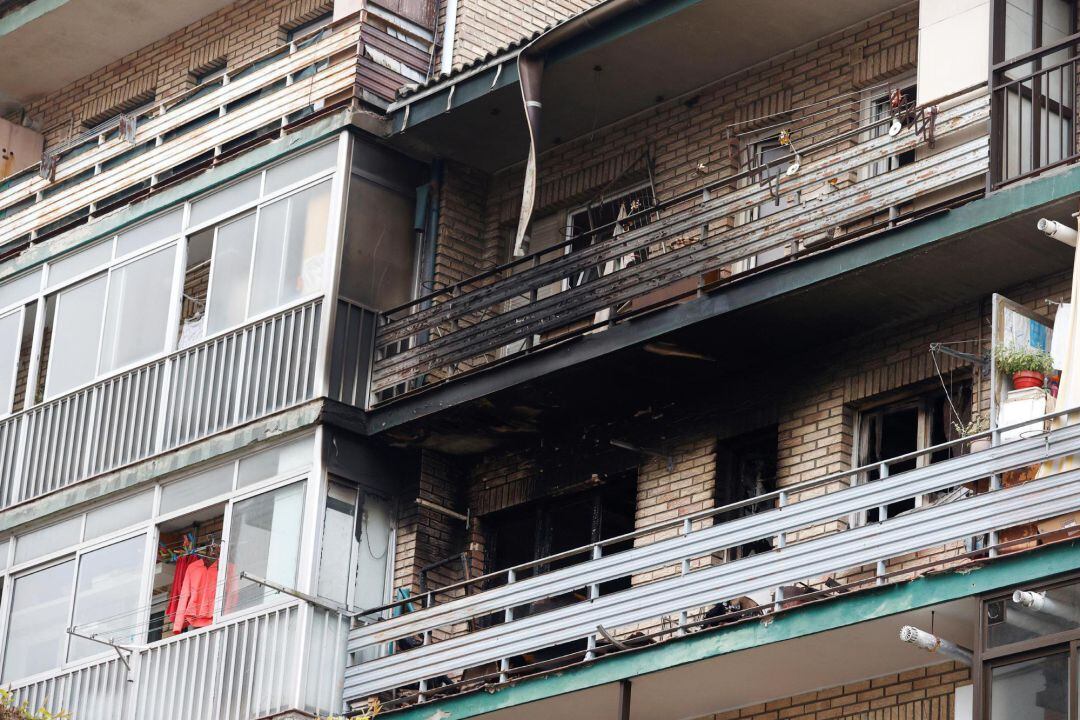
top-left (440, 0), bottom-right (458, 77)
top-left (1038, 218), bottom-right (1078, 247)
top-left (899, 625), bottom-right (973, 665)
top-left (1013, 589), bottom-right (1074, 621)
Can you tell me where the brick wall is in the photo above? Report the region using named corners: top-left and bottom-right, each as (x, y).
top-left (450, 3), bottom-right (922, 270)
top-left (392, 449), bottom-right (469, 596)
top-left (700, 663), bottom-right (970, 720)
top-left (16, 0), bottom-right (333, 148)
top-left (449, 0), bottom-right (599, 70)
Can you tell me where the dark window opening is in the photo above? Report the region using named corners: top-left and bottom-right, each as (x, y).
top-left (567, 186), bottom-right (655, 288)
top-left (858, 380), bottom-right (972, 522)
top-left (714, 426), bottom-right (778, 561)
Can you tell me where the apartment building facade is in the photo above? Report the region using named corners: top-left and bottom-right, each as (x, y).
top-left (1, 0), bottom-right (1080, 718)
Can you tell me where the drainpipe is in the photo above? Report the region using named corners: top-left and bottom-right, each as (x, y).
top-left (440, 0), bottom-right (458, 77)
top-left (417, 158), bottom-right (443, 350)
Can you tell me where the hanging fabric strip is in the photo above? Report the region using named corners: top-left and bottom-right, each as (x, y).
top-left (511, 53), bottom-right (545, 258)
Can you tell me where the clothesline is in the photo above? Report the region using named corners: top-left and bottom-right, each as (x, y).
top-left (71, 574), bottom-right (275, 643)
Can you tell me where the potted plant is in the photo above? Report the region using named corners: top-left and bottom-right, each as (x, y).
top-left (953, 414), bottom-right (990, 453)
top-left (994, 343), bottom-right (1055, 390)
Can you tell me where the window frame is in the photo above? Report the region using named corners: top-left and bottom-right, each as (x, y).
top-left (850, 377), bottom-right (972, 523)
top-left (0, 433), bottom-right (317, 686)
top-left (0, 139), bottom-right (339, 414)
top-left (563, 181), bottom-right (656, 290)
top-left (977, 572), bottom-right (1080, 719)
top-left (735, 131), bottom-right (801, 271)
top-left (858, 75), bottom-right (919, 180)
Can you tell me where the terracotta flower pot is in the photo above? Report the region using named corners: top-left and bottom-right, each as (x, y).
top-left (1012, 370), bottom-right (1044, 390)
top-left (968, 437), bottom-right (992, 453)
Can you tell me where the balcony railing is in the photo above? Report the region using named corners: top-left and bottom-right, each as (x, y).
top-left (0, 5), bottom-right (433, 256)
top-left (343, 409), bottom-right (1080, 708)
top-left (366, 92), bottom-right (992, 405)
top-left (9, 603), bottom-right (349, 720)
top-left (0, 299), bottom-right (321, 511)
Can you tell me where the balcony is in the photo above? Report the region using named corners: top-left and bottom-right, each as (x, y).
top-left (9, 601), bottom-right (348, 720)
top-left (0, 299), bottom-right (321, 511)
top-left (342, 408), bottom-right (1080, 710)
top-left (366, 90), bottom-right (995, 406)
top-left (0, 5), bottom-right (431, 257)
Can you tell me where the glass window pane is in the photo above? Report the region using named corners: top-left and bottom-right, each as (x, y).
top-left (354, 492), bottom-right (393, 614)
top-left (0, 310), bottom-right (22, 414)
top-left (0, 540), bottom-right (8, 571)
top-left (990, 653), bottom-right (1068, 719)
top-left (14, 515), bottom-right (82, 565)
top-left (282, 182), bottom-right (329, 305)
top-left (340, 178), bottom-right (416, 309)
top-left (264, 142), bottom-right (337, 196)
top-left (987, 582), bottom-right (1080, 648)
top-left (225, 482), bottom-right (305, 613)
top-left (84, 491), bottom-right (154, 541)
top-left (115, 209), bottom-right (183, 259)
top-left (248, 199), bottom-right (289, 317)
top-left (206, 213), bottom-right (256, 335)
top-left (2, 559), bottom-right (75, 681)
top-left (247, 181), bottom-right (329, 319)
top-left (45, 274), bottom-right (108, 398)
top-left (318, 483), bottom-right (356, 604)
top-left (236, 436), bottom-right (311, 488)
top-left (68, 536), bottom-right (147, 660)
top-left (0, 269), bottom-right (41, 311)
top-left (99, 246), bottom-right (177, 374)
top-left (160, 464), bottom-right (234, 514)
top-left (46, 241), bottom-right (112, 289)
top-left (190, 175), bottom-right (261, 228)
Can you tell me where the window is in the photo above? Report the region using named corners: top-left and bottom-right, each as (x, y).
top-left (317, 482), bottom-right (394, 611)
top-left (0, 309), bottom-right (23, 415)
top-left (981, 576), bottom-right (1080, 719)
top-left (225, 481), bottom-right (306, 613)
top-left (41, 244), bottom-right (178, 398)
top-left (1, 534), bottom-right (146, 682)
top-left (67, 536), bottom-right (146, 661)
top-left (855, 380), bottom-right (972, 521)
top-left (736, 136), bottom-right (800, 270)
top-left (2, 560), bottom-right (74, 681)
top-left (0, 438), bottom-right (314, 683)
top-left (6, 141), bottom-right (335, 409)
top-left (864, 80), bottom-right (918, 178)
top-left (566, 185), bottom-right (655, 288)
top-left (287, 12), bottom-right (333, 45)
top-left (204, 181), bottom-right (330, 334)
top-left (485, 471), bottom-right (636, 585)
top-left (715, 427), bottom-right (778, 561)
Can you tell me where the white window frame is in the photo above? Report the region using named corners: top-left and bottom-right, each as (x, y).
top-left (0, 139), bottom-right (340, 412)
top-left (0, 433), bottom-right (318, 685)
top-left (734, 131), bottom-right (800, 273)
top-left (858, 74), bottom-right (919, 181)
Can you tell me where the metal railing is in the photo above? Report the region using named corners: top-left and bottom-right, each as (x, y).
top-left (367, 92), bottom-right (992, 404)
top-left (343, 408), bottom-right (1080, 705)
top-left (0, 15), bottom-right (363, 252)
top-left (991, 35), bottom-right (1080, 187)
top-left (8, 603), bottom-right (349, 720)
top-left (0, 299), bottom-right (322, 511)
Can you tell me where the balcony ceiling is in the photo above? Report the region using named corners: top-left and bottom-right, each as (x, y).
top-left (473, 598), bottom-right (977, 720)
top-left (390, 0), bottom-right (910, 171)
top-left (0, 0), bottom-right (236, 112)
